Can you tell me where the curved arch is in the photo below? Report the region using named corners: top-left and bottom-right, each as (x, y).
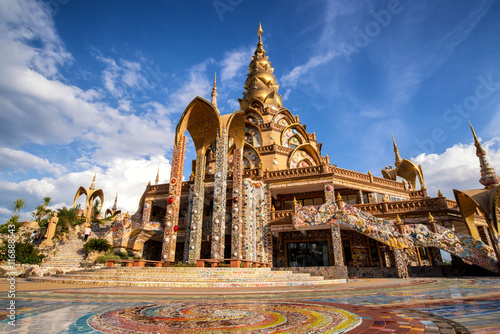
top-left (293, 202), bottom-right (499, 273)
top-left (105, 209), bottom-right (122, 218)
top-left (273, 108), bottom-right (295, 126)
top-left (250, 99), bottom-right (264, 112)
top-left (242, 143), bottom-right (262, 169)
top-left (225, 111), bottom-right (245, 150)
top-left (395, 159), bottom-right (424, 190)
top-left (245, 112), bottom-right (263, 125)
top-left (288, 143), bottom-right (321, 168)
top-left (281, 123), bottom-right (309, 148)
top-left (89, 189), bottom-right (104, 214)
top-left (381, 169), bottom-right (397, 181)
top-left (244, 123), bottom-right (262, 147)
top-left (73, 186), bottom-right (89, 208)
top-left (454, 189), bottom-right (491, 240)
top-left (175, 96), bottom-right (221, 153)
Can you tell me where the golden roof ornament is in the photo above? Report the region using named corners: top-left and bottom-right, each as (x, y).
top-left (428, 212), bottom-right (434, 222)
top-left (469, 121), bottom-right (500, 188)
top-left (238, 23), bottom-right (283, 110)
top-left (396, 214), bottom-right (402, 224)
top-left (293, 197), bottom-right (297, 204)
top-left (437, 189), bottom-right (443, 197)
top-left (147, 181), bottom-right (151, 186)
top-left (112, 193), bottom-right (118, 211)
top-left (211, 73), bottom-right (218, 111)
top-left (125, 211), bottom-right (130, 218)
top-left (392, 135), bottom-right (402, 166)
top-left (336, 193), bottom-right (342, 201)
top-left (155, 168), bottom-right (160, 185)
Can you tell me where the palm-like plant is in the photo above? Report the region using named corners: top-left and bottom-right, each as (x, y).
top-left (11, 198), bottom-right (25, 217)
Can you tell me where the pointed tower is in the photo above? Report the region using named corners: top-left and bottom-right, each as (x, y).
top-left (89, 172), bottom-right (96, 190)
top-left (211, 73), bottom-right (218, 110)
top-left (470, 122), bottom-right (500, 188)
top-left (155, 168), bottom-right (160, 185)
top-left (392, 135), bottom-right (402, 167)
top-left (239, 23), bottom-right (283, 110)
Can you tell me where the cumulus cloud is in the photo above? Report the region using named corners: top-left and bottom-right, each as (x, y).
top-left (220, 47), bottom-right (252, 83)
top-left (0, 156), bottom-right (172, 223)
top-left (0, 148), bottom-right (65, 175)
top-left (412, 137), bottom-right (500, 199)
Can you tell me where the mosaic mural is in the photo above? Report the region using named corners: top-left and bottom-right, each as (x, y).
top-left (282, 127), bottom-right (306, 148)
top-left (293, 202), bottom-right (500, 273)
top-left (242, 146), bottom-right (260, 169)
top-left (273, 112), bottom-right (292, 126)
top-left (182, 185), bottom-right (194, 262)
top-left (289, 148), bottom-right (315, 168)
top-left (245, 112), bottom-right (263, 125)
top-left (231, 148), bottom-right (244, 259)
top-left (242, 179), bottom-right (269, 262)
top-left (244, 124), bottom-right (262, 147)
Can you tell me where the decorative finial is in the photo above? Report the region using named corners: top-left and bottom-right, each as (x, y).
top-left (428, 212), bottom-right (434, 222)
top-left (336, 193), bottom-right (342, 201)
top-left (271, 205), bottom-right (275, 211)
top-left (89, 172), bottom-right (96, 190)
top-left (125, 211), bottom-right (130, 218)
top-left (437, 189), bottom-right (443, 197)
top-left (155, 168), bottom-right (160, 185)
top-left (293, 197), bottom-right (297, 204)
top-left (368, 170), bottom-right (372, 176)
top-left (469, 121), bottom-right (500, 188)
top-left (382, 195), bottom-right (387, 202)
top-left (147, 181), bottom-right (151, 186)
top-left (211, 73), bottom-right (218, 110)
top-left (396, 215), bottom-right (402, 224)
top-left (254, 22), bottom-right (266, 57)
top-left (392, 134), bottom-right (402, 166)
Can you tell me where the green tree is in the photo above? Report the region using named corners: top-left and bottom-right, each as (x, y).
top-left (55, 206), bottom-right (81, 236)
top-left (11, 198), bottom-right (25, 217)
top-left (92, 198), bottom-right (101, 223)
top-left (0, 240), bottom-right (45, 264)
top-left (83, 238), bottom-right (111, 253)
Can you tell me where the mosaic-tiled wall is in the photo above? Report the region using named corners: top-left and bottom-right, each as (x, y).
top-left (161, 134), bottom-right (186, 262)
top-left (330, 224), bottom-right (344, 266)
top-left (182, 185), bottom-right (194, 263)
top-left (242, 179), bottom-right (269, 262)
top-left (231, 147), bottom-right (243, 259)
top-left (187, 153), bottom-right (206, 264)
top-left (211, 127), bottom-right (228, 260)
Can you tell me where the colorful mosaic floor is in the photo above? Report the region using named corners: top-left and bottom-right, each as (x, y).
top-left (0, 277), bottom-right (499, 333)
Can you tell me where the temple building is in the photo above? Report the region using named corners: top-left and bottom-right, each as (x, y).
top-left (111, 24), bottom-right (499, 279)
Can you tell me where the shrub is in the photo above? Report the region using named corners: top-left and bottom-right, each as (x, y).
top-left (83, 238), bottom-right (111, 253)
top-left (0, 240), bottom-right (45, 264)
top-left (96, 252), bottom-right (135, 263)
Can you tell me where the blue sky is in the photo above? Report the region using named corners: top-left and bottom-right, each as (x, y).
top-left (1, 0), bottom-right (500, 222)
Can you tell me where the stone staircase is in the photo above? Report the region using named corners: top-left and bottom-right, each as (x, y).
top-left (27, 267), bottom-right (346, 287)
top-left (40, 232), bottom-right (86, 268)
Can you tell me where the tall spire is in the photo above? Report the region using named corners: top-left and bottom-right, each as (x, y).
top-left (392, 135), bottom-right (402, 166)
top-left (470, 121), bottom-right (500, 188)
top-left (155, 168), bottom-right (160, 185)
top-left (238, 23), bottom-right (282, 110)
top-left (211, 73), bottom-right (218, 110)
top-left (112, 193), bottom-right (118, 210)
top-left (89, 172), bottom-right (96, 190)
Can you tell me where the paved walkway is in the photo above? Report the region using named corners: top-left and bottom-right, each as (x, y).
top-left (1, 277), bottom-right (499, 333)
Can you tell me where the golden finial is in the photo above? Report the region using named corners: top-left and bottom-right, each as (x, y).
top-left (147, 181), bottom-right (151, 186)
top-left (266, 167), bottom-right (269, 171)
top-left (155, 168), bottom-right (160, 185)
top-left (258, 22), bottom-right (263, 37)
top-left (211, 73), bottom-right (218, 110)
top-left (437, 189), bottom-right (443, 197)
top-left (469, 121), bottom-right (500, 187)
top-left (336, 193), bottom-right (342, 201)
top-left (293, 197), bottom-right (297, 204)
top-left (112, 193), bottom-right (118, 210)
top-left (428, 212), bottom-right (434, 222)
top-left (271, 205), bottom-right (275, 211)
top-left (396, 215), bottom-right (402, 224)
top-left (392, 134), bottom-right (402, 166)
top-left (368, 170), bottom-right (372, 176)
top-left (125, 211), bottom-right (130, 218)
top-left (382, 195), bottom-right (387, 202)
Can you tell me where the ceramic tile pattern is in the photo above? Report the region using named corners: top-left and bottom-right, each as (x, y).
top-left (1, 277), bottom-right (499, 333)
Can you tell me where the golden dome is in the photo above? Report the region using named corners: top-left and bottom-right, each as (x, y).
top-left (239, 23), bottom-right (283, 110)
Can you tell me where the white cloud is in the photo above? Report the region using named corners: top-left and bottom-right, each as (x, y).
top-left (412, 137), bottom-right (500, 199)
top-left (0, 156), bottom-right (172, 223)
top-left (0, 148), bottom-right (64, 175)
top-left (220, 47), bottom-right (252, 83)
top-left (281, 51), bottom-right (338, 88)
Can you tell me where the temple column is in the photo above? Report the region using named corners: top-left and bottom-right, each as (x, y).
top-left (358, 189), bottom-right (364, 204)
top-left (231, 148), bottom-right (244, 260)
top-left (182, 185), bottom-right (194, 263)
top-left (330, 224), bottom-right (344, 266)
top-left (161, 134), bottom-right (186, 263)
top-left (187, 152), bottom-right (207, 264)
top-left (393, 248), bottom-right (409, 278)
top-left (266, 189), bottom-right (273, 264)
top-left (211, 128), bottom-right (228, 260)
